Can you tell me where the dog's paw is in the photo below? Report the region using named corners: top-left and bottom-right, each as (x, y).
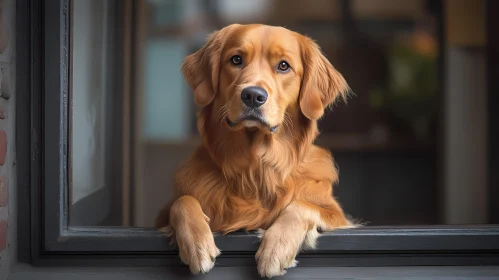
top-left (255, 229), bottom-right (300, 278)
top-left (177, 231), bottom-right (221, 274)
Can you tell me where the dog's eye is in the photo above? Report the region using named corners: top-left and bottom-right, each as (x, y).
top-left (230, 55), bottom-right (243, 66)
top-left (277, 61), bottom-right (290, 72)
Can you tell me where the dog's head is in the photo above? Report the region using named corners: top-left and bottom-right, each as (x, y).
top-left (182, 24), bottom-right (349, 135)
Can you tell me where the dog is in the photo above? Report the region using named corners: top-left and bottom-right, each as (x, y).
top-left (155, 24), bottom-right (354, 277)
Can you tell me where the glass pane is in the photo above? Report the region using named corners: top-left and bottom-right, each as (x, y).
top-left (69, 0), bottom-right (118, 226)
top-left (69, 0), bottom-right (492, 227)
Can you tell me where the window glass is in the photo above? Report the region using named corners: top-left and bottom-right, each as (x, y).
top-left (70, 0), bottom-right (491, 228)
top-left (70, 0), bottom-right (117, 226)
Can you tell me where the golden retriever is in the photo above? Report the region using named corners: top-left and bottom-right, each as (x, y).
top-left (155, 23), bottom-right (354, 277)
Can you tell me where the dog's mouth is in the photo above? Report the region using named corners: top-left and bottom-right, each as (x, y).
top-left (225, 113), bottom-right (278, 133)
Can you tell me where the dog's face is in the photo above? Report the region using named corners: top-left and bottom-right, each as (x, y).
top-left (218, 25), bottom-right (302, 133)
top-left (182, 24), bottom-right (349, 134)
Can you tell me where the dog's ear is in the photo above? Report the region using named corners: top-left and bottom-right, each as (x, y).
top-left (298, 36), bottom-right (350, 120)
top-left (181, 25), bottom-right (237, 106)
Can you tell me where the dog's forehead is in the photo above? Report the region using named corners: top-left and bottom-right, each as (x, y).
top-left (228, 25), bottom-right (300, 55)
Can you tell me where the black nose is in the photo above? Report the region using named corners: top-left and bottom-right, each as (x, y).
top-left (241, 86), bottom-right (268, 108)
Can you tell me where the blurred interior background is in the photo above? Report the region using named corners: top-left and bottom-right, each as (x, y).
top-left (68, 0), bottom-right (492, 228)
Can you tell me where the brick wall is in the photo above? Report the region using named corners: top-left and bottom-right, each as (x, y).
top-left (0, 0), bottom-right (16, 279)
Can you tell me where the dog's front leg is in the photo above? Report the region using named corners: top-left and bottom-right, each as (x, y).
top-left (256, 199), bottom-right (351, 277)
top-left (162, 195), bottom-right (220, 274)
top-left (255, 201), bottom-right (316, 278)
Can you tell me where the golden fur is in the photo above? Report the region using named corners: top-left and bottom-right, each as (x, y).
top-left (155, 24), bottom-right (353, 277)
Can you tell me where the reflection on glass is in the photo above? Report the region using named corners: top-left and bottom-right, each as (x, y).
top-left (70, 0), bottom-right (490, 227)
top-left (70, 0), bottom-right (115, 226)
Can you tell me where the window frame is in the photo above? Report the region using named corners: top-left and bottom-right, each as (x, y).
top-left (16, 0), bottom-right (499, 267)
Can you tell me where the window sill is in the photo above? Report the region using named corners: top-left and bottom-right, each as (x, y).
top-left (9, 264), bottom-right (499, 280)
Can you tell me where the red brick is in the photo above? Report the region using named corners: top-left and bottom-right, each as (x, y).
top-left (0, 176), bottom-right (6, 207)
top-left (0, 130), bottom-right (5, 165)
top-left (0, 220), bottom-right (6, 251)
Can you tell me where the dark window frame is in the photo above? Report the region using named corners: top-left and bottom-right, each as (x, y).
top-left (16, 0), bottom-right (499, 267)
